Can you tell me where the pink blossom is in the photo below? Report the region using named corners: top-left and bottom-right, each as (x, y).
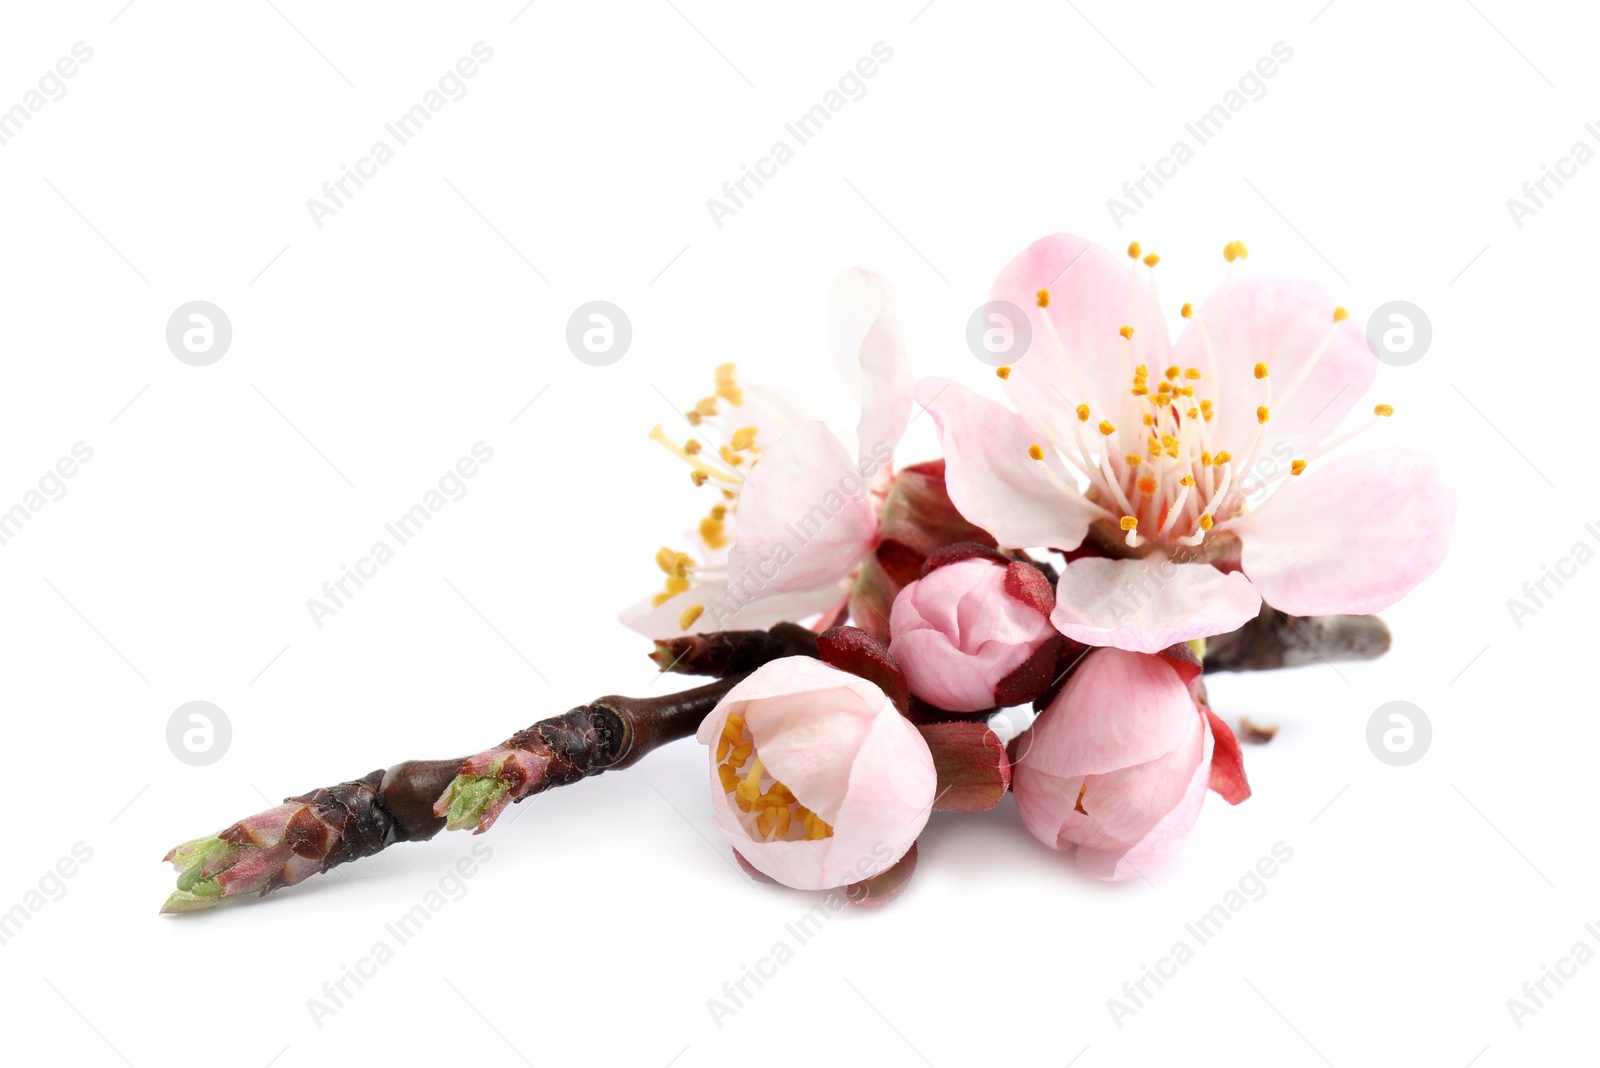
top-left (888, 552), bottom-right (1059, 712)
top-left (623, 269), bottom-right (914, 639)
top-left (1011, 646), bottom-right (1249, 880)
top-left (919, 234), bottom-right (1454, 653)
top-left (696, 656), bottom-right (936, 890)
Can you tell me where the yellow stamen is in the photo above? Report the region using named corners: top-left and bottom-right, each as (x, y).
top-left (1036, 289), bottom-right (1050, 308)
top-left (1184, 367), bottom-right (1202, 380)
top-left (1254, 362), bottom-right (1269, 379)
top-left (1199, 513), bottom-right (1214, 531)
top-left (1374, 403), bottom-right (1394, 417)
top-left (1143, 253), bottom-right (1160, 267)
top-left (1291, 459), bottom-right (1307, 476)
top-left (1333, 306), bottom-right (1349, 322)
top-left (677, 604), bottom-right (704, 630)
top-left (1125, 454), bottom-right (1141, 466)
top-left (1120, 516), bottom-right (1138, 531)
top-left (730, 426), bottom-right (758, 451)
top-left (1119, 325), bottom-right (1135, 340)
top-left (996, 365), bottom-right (1012, 380)
top-left (1076, 404), bottom-right (1090, 422)
top-left (1027, 444), bottom-right (1044, 461)
top-left (1257, 406), bottom-right (1270, 424)
top-left (1214, 450), bottom-right (1233, 465)
top-left (1181, 302), bottom-right (1193, 318)
top-left (1180, 474), bottom-right (1195, 486)
top-left (1127, 242), bottom-right (1141, 259)
top-left (1098, 420), bottom-right (1116, 436)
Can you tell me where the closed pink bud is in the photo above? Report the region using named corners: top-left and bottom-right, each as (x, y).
top-left (1012, 647), bottom-right (1247, 880)
top-left (696, 656), bottom-right (936, 891)
top-left (887, 556), bottom-right (1057, 712)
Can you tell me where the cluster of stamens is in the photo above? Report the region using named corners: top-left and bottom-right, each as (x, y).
top-left (715, 712), bottom-right (834, 842)
top-left (1000, 242), bottom-right (1394, 552)
top-left (645, 363), bottom-right (770, 628)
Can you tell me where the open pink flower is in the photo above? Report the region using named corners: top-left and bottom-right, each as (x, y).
top-left (696, 656), bottom-right (936, 890)
top-left (623, 269), bottom-right (914, 639)
top-left (1011, 646), bottom-right (1248, 880)
top-left (919, 234), bottom-right (1454, 653)
top-left (888, 550), bottom-right (1060, 712)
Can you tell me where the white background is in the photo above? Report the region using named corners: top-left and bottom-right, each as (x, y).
top-left (0, 1), bottom-right (1590, 1065)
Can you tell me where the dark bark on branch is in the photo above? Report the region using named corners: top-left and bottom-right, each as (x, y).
top-left (1203, 605), bottom-right (1391, 673)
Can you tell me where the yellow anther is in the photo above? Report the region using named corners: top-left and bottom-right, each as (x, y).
top-left (690, 470), bottom-right (709, 487)
top-left (1098, 420), bottom-right (1116, 436)
top-left (1143, 253), bottom-right (1160, 267)
top-left (684, 439), bottom-right (702, 455)
top-left (1132, 385), bottom-right (1150, 396)
top-left (1200, 398), bottom-right (1213, 410)
top-left (1036, 289), bottom-right (1050, 308)
top-left (699, 516), bottom-right (728, 550)
top-left (729, 743), bottom-right (754, 770)
top-left (719, 445), bottom-right (744, 468)
top-left (1214, 450), bottom-right (1233, 464)
top-left (711, 504), bottom-right (727, 521)
top-left (1374, 403), bottom-right (1394, 417)
top-left (1223, 240), bottom-right (1250, 262)
top-left (1180, 474), bottom-right (1195, 486)
top-left (1181, 302), bottom-right (1193, 318)
top-left (1120, 516), bottom-right (1139, 531)
top-left (1027, 444), bottom-right (1045, 461)
top-left (1291, 459), bottom-right (1307, 476)
top-left (1076, 404), bottom-right (1090, 422)
top-left (1165, 365), bottom-right (1180, 380)
top-left (1125, 454), bottom-right (1142, 466)
top-left (685, 410), bottom-right (703, 426)
top-left (717, 382), bottom-right (745, 405)
top-left (1135, 364), bottom-right (1149, 376)
top-left (1119, 325), bottom-right (1135, 340)
top-left (1187, 408), bottom-right (1199, 419)
top-left (1161, 435), bottom-right (1179, 452)
top-left (1127, 242), bottom-right (1142, 259)
top-left (1201, 451), bottom-right (1213, 466)
top-left (730, 426), bottom-right (759, 451)
top-left (1257, 406), bottom-right (1270, 424)
top-left (716, 736), bottom-right (731, 761)
top-left (1199, 513), bottom-right (1215, 531)
top-left (695, 397), bottom-right (719, 416)
top-left (678, 604), bottom-right (705, 630)
top-left (1178, 386), bottom-right (1194, 397)
top-left (1184, 367), bottom-right (1202, 380)
top-left (715, 362), bottom-right (738, 381)
top-left (717, 762), bottom-right (739, 792)
top-left (1254, 362), bottom-right (1269, 379)
top-left (1333, 306), bottom-right (1350, 323)
top-left (1166, 440), bottom-right (1180, 458)
top-left (1142, 413), bottom-right (1155, 427)
top-left (996, 365), bottom-right (1012, 380)
top-left (1157, 381), bottom-right (1173, 394)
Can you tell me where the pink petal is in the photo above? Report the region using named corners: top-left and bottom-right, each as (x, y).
top-left (992, 234), bottom-right (1170, 432)
top-left (726, 421), bottom-right (877, 596)
top-left (619, 579), bottom-right (845, 639)
top-left (1230, 446), bottom-right (1455, 616)
top-left (915, 378), bottom-right (1097, 551)
top-left (1076, 717), bottom-right (1215, 881)
top-left (1049, 558), bottom-right (1262, 653)
top-left (1019, 648), bottom-right (1199, 778)
top-left (1171, 276), bottom-right (1372, 458)
top-left (830, 268), bottom-right (914, 470)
